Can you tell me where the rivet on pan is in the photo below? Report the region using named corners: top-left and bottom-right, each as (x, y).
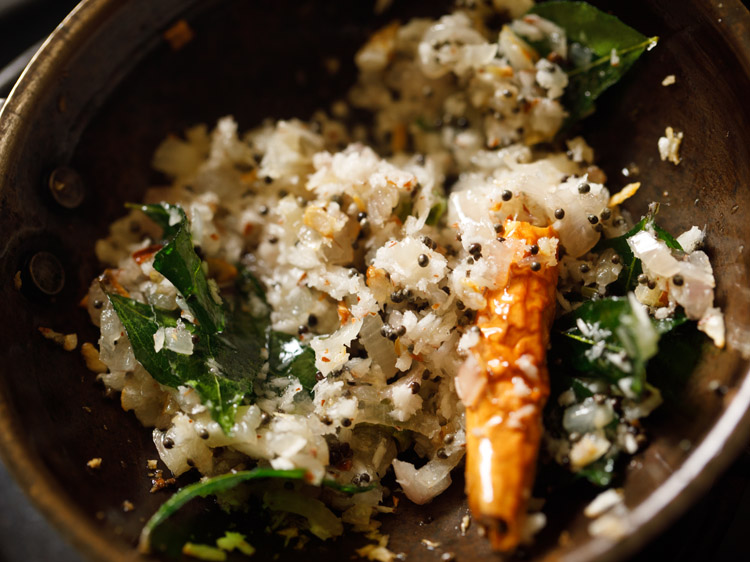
top-left (48, 166), bottom-right (85, 209)
top-left (26, 251), bottom-right (65, 297)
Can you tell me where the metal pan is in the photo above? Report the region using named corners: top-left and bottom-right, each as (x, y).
top-left (0, 0), bottom-right (749, 560)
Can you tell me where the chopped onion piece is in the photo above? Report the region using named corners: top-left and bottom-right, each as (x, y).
top-left (699, 307), bottom-right (725, 348)
top-left (627, 231), bottom-right (681, 278)
top-left (392, 456), bottom-right (458, 504)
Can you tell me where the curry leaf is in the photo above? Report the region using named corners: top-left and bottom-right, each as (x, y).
top-left (110, 206), bottom-right (319, 434)
top-left (653, 223), bottom-right (683, 251)
top-left (268, 332), bottom-right (318, 392)
top-left (108, 294), bottom-right (182, 387)
top-left (577, 456), bottom-right (617, 487)
top-left (594, 213), bottom-right (684, 294)
top-left (595, 217), bottom-right (648, 293)
top-left (108, 269), bottom-right (317, 430)
top-left (139, 467), bottom-right (375, 553)
top-left (647, 322), bottom-right (707, 405)
top-left (236, 269), bottom-right (317, 393)
top-left (107, 293), bottom-right (256, 433)
top-left (127, 202), bottom-right (183, 240)
top-left (565, 376), bottom-right (594, 401)
top-left (151, 208), bottom-right (225, 334)
top-left (552, 295), bottom-right (661, 394)
top-left (653, 309), bottom-right (688, 335)
top-left (191, 335), bottom-right (260, 432)
top-left (131, 202), bottom-right (226, 333)
top-left (236, 266), bottom-right (269, 304)
top-left (426, 194), bottom-right (447, 226)
top-left (527, 1), bottom-right (657, 124)
top-left (394, 198), bottom-right (413, 224)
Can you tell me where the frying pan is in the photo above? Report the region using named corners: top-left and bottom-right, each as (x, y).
top-left (1, 0), bottom-right (749, 560)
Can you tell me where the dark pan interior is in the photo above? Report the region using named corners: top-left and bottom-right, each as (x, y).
top-left (0, 0), bottom-right (749, 561)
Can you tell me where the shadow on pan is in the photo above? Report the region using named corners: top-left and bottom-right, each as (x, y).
top-left (0, 0), bottom-right (749, 561)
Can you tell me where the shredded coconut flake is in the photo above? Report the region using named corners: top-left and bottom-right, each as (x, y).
top-left (661, 74), bottom-right (676, 86)
top-left (584, 488), bottom-right (624, 518)
top-left (658, 126), bottom-right (683, 165)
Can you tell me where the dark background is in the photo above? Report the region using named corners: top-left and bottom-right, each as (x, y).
top-left (1, 0), bottom-right (750, 561)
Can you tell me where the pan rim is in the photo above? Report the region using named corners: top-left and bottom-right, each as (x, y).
top-left (0, 1), bottom-right (749, 561)
top-left (0, 1), bottom-right (155, 560)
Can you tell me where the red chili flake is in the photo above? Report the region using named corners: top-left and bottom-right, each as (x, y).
top-left (163, 20), bottom-right (194, 51)
top-left (132, 244), bottom-right (163, 264)
top-left (150, 477), bottom-right (177, 493)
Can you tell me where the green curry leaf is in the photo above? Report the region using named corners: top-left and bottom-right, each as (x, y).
top-left (577, 456), bottom-right (617, 487)
top-left (394, 198), bottom-right (413, 224)
top-left (127, 202), bottom-right (183, 240)
top-left (149, 207), bottom-right (225, 334)
top-left (268, 332), bottom-right (318, 392)
top-left (139, 467), bottom-right (375, 553)
top-left (129, 203), bottom-right (226, 333)
top-left (594, 208), bottom-right (684, 294)
top-left (595, 217), bottom-right (648, 293)
top-left (647, 321), bottom-right (708, 405)
top-left (653, 223), bottom-right (683, 251)
top-left (107, 295), bottom-right (182, 387)
top-left (426, 194), bottom-right (447, 226)
top-left (552, 295), bottom-right (663, 395)
top-left (108, 205), bottom-right (319, 433)
top-left (107, 293), bottom-right (257, 433)
top-left (526, 1), bottom-right (657, 124)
